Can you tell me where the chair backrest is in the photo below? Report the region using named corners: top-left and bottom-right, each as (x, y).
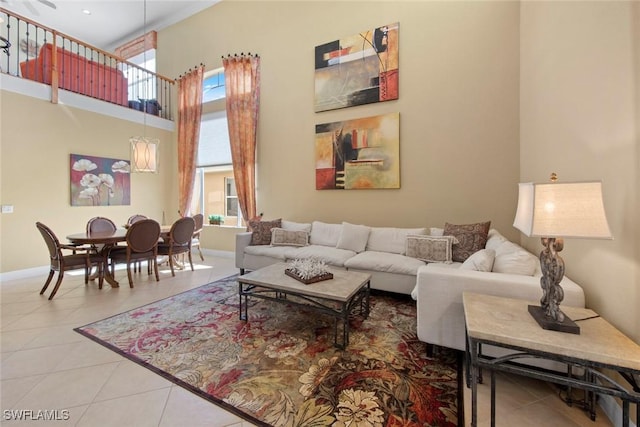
top-left (169, 217), bottom-right (196, 246)
top-left (87, 217), bottom-right (117, 234)
top-left (36, 222), bottom-right (62, 267)
top-left (127, 214), bottom-right (148, 225)
top-left (192, 214), bottom-right (203, 233)
top-left (126, 219), bottom-right (161, 253)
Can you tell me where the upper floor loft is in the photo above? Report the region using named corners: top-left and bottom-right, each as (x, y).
top-left (0, 7), bottom-right (174, 131)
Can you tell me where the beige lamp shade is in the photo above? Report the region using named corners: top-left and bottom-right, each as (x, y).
top-left (513, 181), bottom-right (612, 239)
top-left (130, 136), bottom-right (159, 173)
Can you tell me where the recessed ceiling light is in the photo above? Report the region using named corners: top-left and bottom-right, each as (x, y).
top-left (82, 9), bottom-right (91, 15)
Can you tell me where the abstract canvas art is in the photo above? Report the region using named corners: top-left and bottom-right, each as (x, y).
top-left (314, 22), bottom-right (399, 112)
top-left (315, 112), bottom-right (400, 190)
top-left (70, 154), bottom-right (130, 206)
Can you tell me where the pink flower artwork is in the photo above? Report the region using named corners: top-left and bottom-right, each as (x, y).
top-left (70, 154), bottom-right (131, 206)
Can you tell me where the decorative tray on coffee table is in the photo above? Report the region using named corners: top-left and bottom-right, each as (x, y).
top-left (285, 268), bottom-right (333, 284)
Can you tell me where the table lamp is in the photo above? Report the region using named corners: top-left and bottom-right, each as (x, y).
top-left (513, 173), bottom-right (612, 334)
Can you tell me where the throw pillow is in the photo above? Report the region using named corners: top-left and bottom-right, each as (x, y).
top-left (336, 222), bottom-right (371, 253)
top-left (270, 228), bottom-right (309, 247)
top-left (460, 248), bottom-right (496, 272)
top-left (405, 235), bottom-right (459, 263)
top-left (248, 218), bottom-right (282, 246)
top-left (444, 221), bottom-right (491, 262)
top-left (492, 241), bottom-right (538, 276)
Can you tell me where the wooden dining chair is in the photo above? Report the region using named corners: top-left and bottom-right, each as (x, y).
top-left (126, 214), bottom-right (148, 271)
top-left (108, 219), bottom-right (161, 287)
top-left (157, 217), bottom-right (195, 276)
top-left (191, 213), bottom-right (204, 261)
top-left (36, 222), bottom-right (102, 300)
top-left (85, 216), bottom-right (118, 280)
top-left (127, 214), bottom-right (148, 226)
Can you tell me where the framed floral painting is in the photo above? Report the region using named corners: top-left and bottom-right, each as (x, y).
top-left (70, 154), bottom-right (130, 206)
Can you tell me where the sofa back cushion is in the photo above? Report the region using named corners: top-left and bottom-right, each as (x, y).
top-left (282, 220), bottom-right (312, 233)
top-left (309, 221), bottom-right (343, 247)
top-left (486, 229), bottom-right (508, 251)
top-left (336, 222), bottom-right (371, 253)
top-left (492, 241), bottom-right (538, 275)
top-left (366, 227), bottom-right (427, 254)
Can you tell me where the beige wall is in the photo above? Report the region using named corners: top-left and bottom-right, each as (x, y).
top-left (158, 0), bottom-right (521, 240)
top-left (2, 0), bottom-right (637, 347)
top-left (520, 1), bottom-right (639, 342)
top-left (0, 90), bottom-right (174, 272)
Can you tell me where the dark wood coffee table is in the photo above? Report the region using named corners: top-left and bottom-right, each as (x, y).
top-left (238, 262), bottom-right (371, 348)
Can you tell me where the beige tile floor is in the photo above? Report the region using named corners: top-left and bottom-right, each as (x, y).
top-left (1, 254), bottom-right (614, 426)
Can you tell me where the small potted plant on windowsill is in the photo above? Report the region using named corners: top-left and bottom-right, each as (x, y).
top-left (208, 214), bottom-right (224, 225)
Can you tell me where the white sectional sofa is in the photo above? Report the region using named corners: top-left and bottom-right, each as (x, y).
top-left (236, 220), bottom-right (428, 294)
top-left (236, 220), bottom-right (586, 355)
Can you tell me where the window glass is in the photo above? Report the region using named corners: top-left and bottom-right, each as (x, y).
top-left (203, 72), bottom-right (226, 103)
top-left (198, 111), bottom-right (231, 167)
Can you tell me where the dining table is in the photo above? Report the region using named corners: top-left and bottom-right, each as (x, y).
top-left (67, 225), bottom-right (171, 288)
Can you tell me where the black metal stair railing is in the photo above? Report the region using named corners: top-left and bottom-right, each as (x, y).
top-left (0, 7), bottom-right (173, 121)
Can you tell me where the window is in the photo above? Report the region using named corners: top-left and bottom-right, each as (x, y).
top-left (124, 49), bottom-right (157, 102)
top-left (225, 178), bottom-right (239, 216)
top-left (191, 68), bottom-right (244, 227)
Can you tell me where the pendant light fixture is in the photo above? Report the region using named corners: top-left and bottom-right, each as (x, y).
top-left (130, 0), bottom-right (159, 173)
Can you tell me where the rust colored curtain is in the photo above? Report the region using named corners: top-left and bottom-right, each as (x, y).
top-left (223, 54), bottom-right (261, 223)
top-left (177, 65), bottom-right (204, 217)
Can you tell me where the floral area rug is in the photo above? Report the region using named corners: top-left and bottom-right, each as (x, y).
top-left (75, 275), bottom-right (462, 427)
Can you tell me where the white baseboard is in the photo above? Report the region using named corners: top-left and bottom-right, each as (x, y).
top-left (202, 249), bottom-right (234, 259)
top-left (0, 266), bottom-right (50, 282)
top-left (0, 250), bottom-right (235, 282)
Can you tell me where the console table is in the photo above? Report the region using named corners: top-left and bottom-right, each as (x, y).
top-left (463, 292), bottom-right (640, 427)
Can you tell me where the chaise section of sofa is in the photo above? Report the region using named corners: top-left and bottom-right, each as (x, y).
top-left (410, 229), bottom-right (585, 371)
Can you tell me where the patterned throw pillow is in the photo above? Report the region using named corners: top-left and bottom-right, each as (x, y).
top-left (444, 221), bottom-right (491, 262)
top-left (270, 228), bottom-right (309, 247)
top-left (248, 218), bottom-right (282, 245)
top-left (405, 235), bottom-right (459, 263)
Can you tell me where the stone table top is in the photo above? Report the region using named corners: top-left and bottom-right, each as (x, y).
top-left (463, 292), bottom-right (640, 372)
top-left (238, 263), bottom-right (371, 301)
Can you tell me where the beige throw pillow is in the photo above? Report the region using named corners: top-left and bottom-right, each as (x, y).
top-left (405, 235), bottom-right (458, 263)
top-left (271, 228), bottom-right (309, 247)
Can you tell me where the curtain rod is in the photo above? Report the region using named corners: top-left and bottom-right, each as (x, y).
top-left (221, 52), bottom-right (260, 59)
top-left (176, 63), bottom-right (204, 80)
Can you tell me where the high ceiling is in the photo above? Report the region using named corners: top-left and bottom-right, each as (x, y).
top-left (0, 0), bottom-right (219, 51)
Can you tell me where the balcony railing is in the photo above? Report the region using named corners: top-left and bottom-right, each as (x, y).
top-left (0, 7), bottom-right (173, 121)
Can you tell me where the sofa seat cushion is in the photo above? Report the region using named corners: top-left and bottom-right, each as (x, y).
top-left (244, 244), bottom-right (297, 260)
top-left (345, 251), bottom-right (426, 275)
top-left (292, 245), bottom-right (356, 267)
